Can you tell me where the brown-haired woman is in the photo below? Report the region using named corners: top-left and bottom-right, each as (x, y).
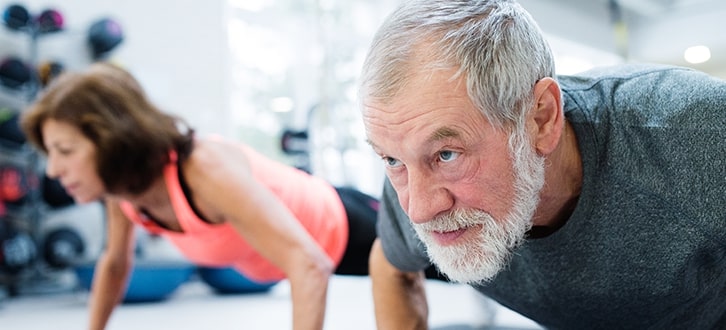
top-left (21, 62), bottom-right (381, 330)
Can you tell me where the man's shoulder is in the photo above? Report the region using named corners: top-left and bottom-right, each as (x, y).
top-left (560, 63), bottom-right (725, 126)
top-left (558, 63), bottom-right (725, 98)
top-left (558, 63), bottom-right (706, 85)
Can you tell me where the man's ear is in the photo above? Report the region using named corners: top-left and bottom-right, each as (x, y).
top-left (529, 77), bottom-right (564, 156)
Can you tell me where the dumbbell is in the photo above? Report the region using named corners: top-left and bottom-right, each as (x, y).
top-left (88, 17), bottom-right (124, 60)
top-left (42, 228), bottom-right (84, 269)
top-left (0, 165), bottom-right (31, 206)
top-left (37, 60), bottom-right (65, 88)
top-left (2, 5), bottom-right (64, 34)
top-left (35, 8), bottom-right (63, 34)
top-left (0, 224), bottom-right (37, 274)
top-left (2, 3), bottom-right (30, 31)
top-left (0, 108), bottom-right (25, 147)
top-left (0, 57), bottom-right (33, 90)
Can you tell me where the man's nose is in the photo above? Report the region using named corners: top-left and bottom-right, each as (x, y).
top-left (403, 169), bottom-right (453, 224)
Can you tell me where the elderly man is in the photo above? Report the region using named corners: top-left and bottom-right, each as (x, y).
top-left (359, 0), bottom-right (726, 329)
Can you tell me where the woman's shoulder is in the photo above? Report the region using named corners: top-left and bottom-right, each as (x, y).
top-left (184, 138), bottom-right (252, 179)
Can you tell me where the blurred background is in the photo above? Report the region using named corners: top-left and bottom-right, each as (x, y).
top-left (2, 0), bottom-right (724, 197)
top-left (0, 0), bottom-right (723, 328)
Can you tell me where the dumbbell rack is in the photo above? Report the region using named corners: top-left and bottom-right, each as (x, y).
top-left (0, 9), bottom-right (62, 298)
top-left (0, 133), bottom-right (44, 297)
top-left (0, 5), bottom-right (127, 301)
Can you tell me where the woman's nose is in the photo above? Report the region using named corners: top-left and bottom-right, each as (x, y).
top-left (44, 154), bottom-right (60, 179)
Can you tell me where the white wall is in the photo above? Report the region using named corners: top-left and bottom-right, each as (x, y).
top-left (5, 0), bottom-right (622, 142)
top-left (3, 0), bottom-right (232, 138)
top-left (519, 0), bottom-right (617, 55)
top-left (627, 4), bottom-right (726, 77)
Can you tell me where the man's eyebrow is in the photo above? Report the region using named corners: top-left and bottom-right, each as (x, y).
top-left (365, 138), bottom-right (376, 148)
top-left (365, 139), bottom-right (381, 153)
top-left (365, 126), bottom-right (460, 152)
top-left (427, 126), bottom-right (460, 143)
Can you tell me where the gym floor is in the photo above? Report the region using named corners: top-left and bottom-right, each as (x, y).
top-left (0, 273), bottom-right (543, 330)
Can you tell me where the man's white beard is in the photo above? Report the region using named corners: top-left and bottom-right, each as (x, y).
top-left (413, 131), bottom-right (546, 285)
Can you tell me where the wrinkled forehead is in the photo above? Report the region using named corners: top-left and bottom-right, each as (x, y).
top-left (362, 65), bottom-right (467, 117)
top-left (362, 67), bottom-right (481, 150)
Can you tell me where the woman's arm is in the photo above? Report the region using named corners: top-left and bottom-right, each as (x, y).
top-left (187, 141), bottom-right (335, 330)
top-left (88, 199), bottom-right (136, 330)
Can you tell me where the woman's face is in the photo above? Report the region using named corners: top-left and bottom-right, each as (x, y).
top-left (41, 119), bottom-right (106, 203)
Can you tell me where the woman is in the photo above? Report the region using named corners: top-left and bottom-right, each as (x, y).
top-left (21, 62), bottom-right (379, 330)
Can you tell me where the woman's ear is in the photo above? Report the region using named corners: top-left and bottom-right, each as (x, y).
top-left (529, 77), bottom-right (564, 156)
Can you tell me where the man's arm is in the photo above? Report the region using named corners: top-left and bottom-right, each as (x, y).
top-left (370, 238), bottom-right (428, 330)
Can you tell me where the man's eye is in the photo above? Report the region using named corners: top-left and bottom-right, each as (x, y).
top-left (382, 156), bottom-right (403, 168)
top-left (438, 150), bottom-right (460, 163)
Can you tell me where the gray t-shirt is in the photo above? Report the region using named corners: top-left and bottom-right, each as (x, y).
top-left (377, 64), bottom-right (726, 329)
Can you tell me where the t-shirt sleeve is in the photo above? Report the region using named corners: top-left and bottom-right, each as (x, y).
top-left (377, 177), bottom-right (432, 272)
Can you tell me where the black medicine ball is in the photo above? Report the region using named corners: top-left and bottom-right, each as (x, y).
top-left (88, 17), bottom-right (124, 59)
top-left (0, 57), bottom-right (32, 89)
top-left (3, 4), bottom-right (30, 30)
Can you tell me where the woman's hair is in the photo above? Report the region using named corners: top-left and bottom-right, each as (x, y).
top-left (21, 62), bottom-right (194, 195)
top-left (359, 0), bottom-right (557, 131)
